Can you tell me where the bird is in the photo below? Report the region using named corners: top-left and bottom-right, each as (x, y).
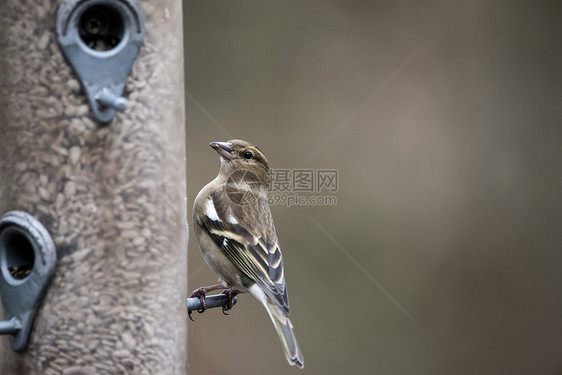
top-left (190, 139), bottom-right (304, 368)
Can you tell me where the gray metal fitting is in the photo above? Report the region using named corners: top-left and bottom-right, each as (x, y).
top-left (56, 0), bottom-right (145, 123)
top-left (0, 211), bottom-right (57, 351)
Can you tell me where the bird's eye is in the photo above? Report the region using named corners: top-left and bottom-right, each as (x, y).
top-left (243, 150), bottom-right (253, 159)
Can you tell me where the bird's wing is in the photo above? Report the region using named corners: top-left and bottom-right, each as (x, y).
top-left (198, 190), bottom-right (289, 314)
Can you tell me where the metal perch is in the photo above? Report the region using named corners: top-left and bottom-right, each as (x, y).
top-left (187, 294), bottom-right (238, 314)
top-left (0, 318), bottom-right (21, 335)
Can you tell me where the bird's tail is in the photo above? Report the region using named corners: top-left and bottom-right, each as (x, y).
top-left (263, 298), bottom-right (304, 368)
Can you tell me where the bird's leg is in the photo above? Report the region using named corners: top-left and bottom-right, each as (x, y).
top-left (221, 288), bottom-right (242, 315)
top-left (188, 284), bottom-right (225, 321)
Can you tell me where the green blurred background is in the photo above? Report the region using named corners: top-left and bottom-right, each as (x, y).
top-left (183, 1), bottom-right (562, 374)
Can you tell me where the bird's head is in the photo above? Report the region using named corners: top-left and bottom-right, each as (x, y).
top-left (210, 139), bottom-right (270, 186)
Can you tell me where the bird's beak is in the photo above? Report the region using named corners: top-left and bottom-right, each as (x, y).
top-left (210, 141), bottom-right (234, 160)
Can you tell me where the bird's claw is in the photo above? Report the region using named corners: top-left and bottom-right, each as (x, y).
top-left (221, 288), bottom-right (240, 315)
top-left (188, 287), bottom-right (209, 321)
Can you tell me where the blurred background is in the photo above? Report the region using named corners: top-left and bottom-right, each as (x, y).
top-left (183, 1), bottom-right (562, 374)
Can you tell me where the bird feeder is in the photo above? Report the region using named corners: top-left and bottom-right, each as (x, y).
top-left (0, 0), bottom-right (187, 373)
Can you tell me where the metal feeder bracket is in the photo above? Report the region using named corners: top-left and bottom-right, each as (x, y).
top-left (56, 0), bottom-right (145, 123)
top-left (0, 211), bottom-right (57, 352)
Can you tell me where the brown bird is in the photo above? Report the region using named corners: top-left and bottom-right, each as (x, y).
top-left (190, 139), bottom-right (304, 368)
